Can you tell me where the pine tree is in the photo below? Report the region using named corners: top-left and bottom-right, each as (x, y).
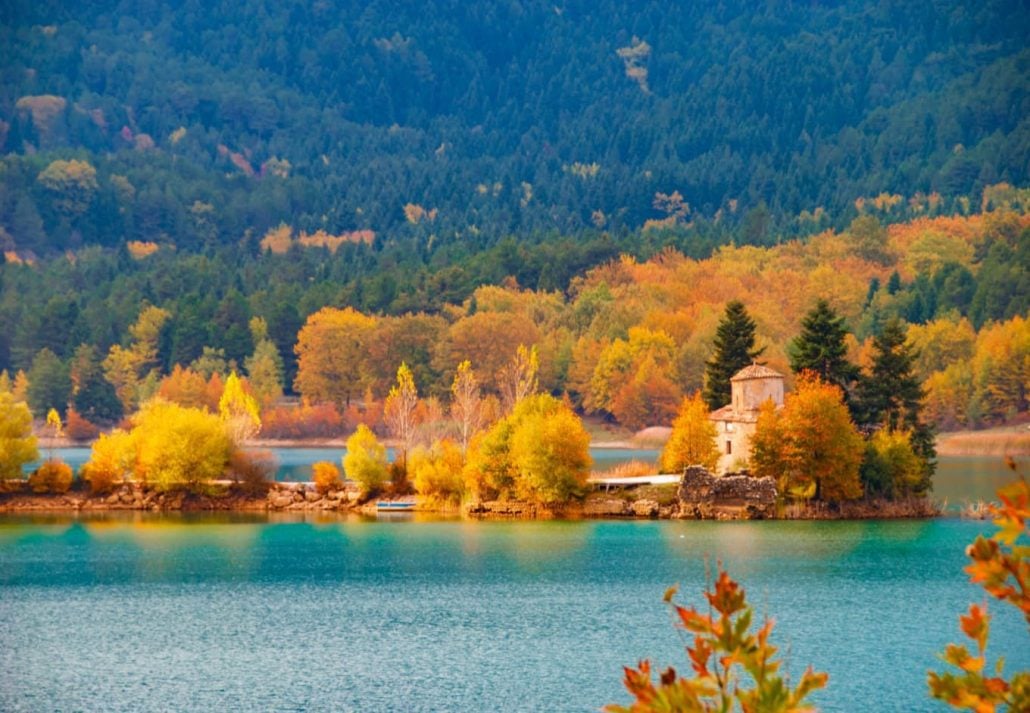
top-left (856, 319), bottom-right (922, 430)
top-left (703, 301), bottom-right (763, 409)
top-left (855, 318), bottom-right (936, 493)
top-left (789, 299), bottom-right (860, 394)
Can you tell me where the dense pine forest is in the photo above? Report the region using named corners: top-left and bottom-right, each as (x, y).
top-left (1, 0), bottom-right (1028, 253)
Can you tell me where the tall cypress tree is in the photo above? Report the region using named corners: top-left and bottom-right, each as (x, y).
top-left (789, 299), bottom-right (860, 393)
top-left (703, 301), bottom-right (763, 409)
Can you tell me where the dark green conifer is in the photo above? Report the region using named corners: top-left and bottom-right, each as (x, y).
top-left (855, 318), bottom-right (936, 492)
top-left (789, 299), bottom-right (860, 393)
top-left (703, 301), bottom-right (763, 409)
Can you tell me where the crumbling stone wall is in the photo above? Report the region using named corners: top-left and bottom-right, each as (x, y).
top-left (677, 465), bottom-right (777, 519)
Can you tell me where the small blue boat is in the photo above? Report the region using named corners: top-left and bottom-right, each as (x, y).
top-left (376, 501), bottom-right (416, 512)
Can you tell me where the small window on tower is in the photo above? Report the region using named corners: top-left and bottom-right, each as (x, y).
top-left (726, 440), bottom-right (732, 455)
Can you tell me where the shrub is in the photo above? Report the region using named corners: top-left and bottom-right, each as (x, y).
top-left (312, 460), bottom-right (342, 494)
top-left (65, 407), bottom-right (100, 441)
top-left (229, 449), bottom-right (276, 496)
top-left (28, 459), bottom-right (73, 494)
top-left (81, 429), bottom-right (135, 494)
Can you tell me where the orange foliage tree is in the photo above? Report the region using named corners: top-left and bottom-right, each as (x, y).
top-left (606, 571), bottom-right (827, 712)
top-left (752, 374), bottom-right (864, 501)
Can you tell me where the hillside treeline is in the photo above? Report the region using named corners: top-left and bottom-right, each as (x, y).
top-left (4, 199), bottom-right (1027, 434)
top-left (1, 0), bottom-right (1027, 253)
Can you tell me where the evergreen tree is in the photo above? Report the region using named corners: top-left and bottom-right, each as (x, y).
top-left (855, 319), bottom-right (922, 429)
top-left (71, 344), bottom-right (123, 424)
top-left (789, 299), bottom-right (860, 394)
top-left (703, 301), bottom-right (763, 409)
top-left (855, 318), bottom-right (936, 493)
top-left (27, 348), bottom-right (71, 418)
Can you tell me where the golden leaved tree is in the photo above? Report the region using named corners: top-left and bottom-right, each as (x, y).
top-left (660, 392), bottom-right (719, 473)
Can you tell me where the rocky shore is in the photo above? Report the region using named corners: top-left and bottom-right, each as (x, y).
top-left (0, 466), bottom-right (940, 520)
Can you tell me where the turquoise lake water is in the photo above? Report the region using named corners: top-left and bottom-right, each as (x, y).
top-left (1, 515), bottom-right (1027, 712)
top-left (4, 451), bottom-right (1027, 711)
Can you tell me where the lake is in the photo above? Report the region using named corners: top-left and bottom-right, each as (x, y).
top-left (0, 514), bottom-right (1026, 712)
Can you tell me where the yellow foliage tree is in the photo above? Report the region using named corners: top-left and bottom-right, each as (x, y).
top-left (450, 360), bottom-right (483, 453)
top-left (384, 362), bottom-right (419, 467)
top-left (294, 307), bottom-right (376, 407)
top-left (219, 371), bottom-right (261, 444)
top-left (660, 392), bottom-right (719, 473)
top-left (0, 391), bottom-right (38, 480)
top-left (81, 429), bottom-right (136, 494)
top-left (343, 424), bottom-right (388, 495)
top-left (498, 344), bottom-right (539, 412)
top-left (131, 400), bottom-right (233, 493)
top-left (410, 439), bottom-right (465, 502)
top-left (509, 400), bottom-right (592, 504)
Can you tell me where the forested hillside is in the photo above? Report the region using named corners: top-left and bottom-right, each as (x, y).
top-left (4, 199), bottom-right (1027, 435)
top-left (1, 0), bottom-right (1028, 254)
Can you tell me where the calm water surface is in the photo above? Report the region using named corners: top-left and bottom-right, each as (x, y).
top-left (1, 514), bottom-right (1027, 712)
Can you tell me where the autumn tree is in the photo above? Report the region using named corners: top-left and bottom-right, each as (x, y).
top-left (103, 305), bottom-right (170, 411)
top-left (752, 375), bottom-right (864, 502)
top-left (789, 299), bottom-right (860, 395)
top-left (498, 344), bottom-right (539, 413)
top-left (450, 360), bottom-right (484, 453)
top-left (611, 353), bottom-right (683, 430)
top-left (128, 400), bottom-right (233, 493)
top-left (847, 214), bottom-right (890, 263)
top-left (384, 362), bottom-right (419, 469)
top-left (244, 317), bottom-right (284, 407)
top-left (0, 391), bottom-right (38, 480)
top-left (219, 371), bottom-right (261, 444)
top-left (343, 424), bottom-right (388, 496)
top-left (860, 429), bottom-right (925, 499)
top-left (294, 307), bottom-right (376, 407)
top-left (703, 301), bottom-right (763, 410)
top-left (509, 396), bottom-right (592, 504)
top-left (410, 439), bottom-right (465, 502)
top-left (465, 394), bottom-right (591, 504)
top-left (606, 570), bottom-right (827, 712)
top-left (660, 392), bottom-right (719, 473)
top-left (157, 365), bottom-right (217, 411)
top-left (37, 159), bottom-right (98, 216)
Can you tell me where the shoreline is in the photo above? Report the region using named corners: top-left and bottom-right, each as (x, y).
top-left (0, 482), bottom-right (941, 521)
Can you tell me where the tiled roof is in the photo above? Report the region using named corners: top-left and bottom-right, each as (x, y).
top-left (730, 363), bottom-right (784, 381)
